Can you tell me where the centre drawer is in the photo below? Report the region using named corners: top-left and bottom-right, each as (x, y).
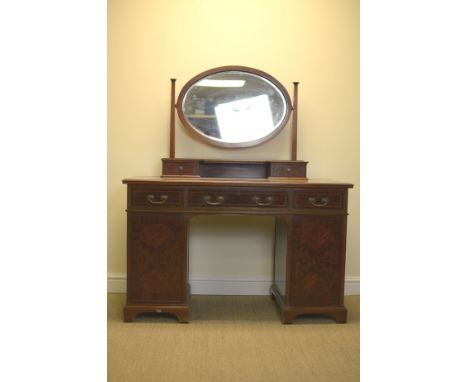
top-left (188, 188), bottom-right (288, 208)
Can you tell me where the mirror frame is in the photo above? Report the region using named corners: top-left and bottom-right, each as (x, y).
top-left (175, 66), bottom-right (292, 148)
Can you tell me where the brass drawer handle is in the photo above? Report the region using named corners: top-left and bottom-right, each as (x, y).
top-left (308, 196), bottom-right (329, 207)
top-left (147, 194), bottom-right (168, 205)
top-left (254, 196), bottom-right (274, 206)
top-left (203, 195), bottom-right (225, 205)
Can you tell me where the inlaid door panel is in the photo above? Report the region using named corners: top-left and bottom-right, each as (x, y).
top-left (289, 216), bottom-right (346, 306)
top-left (127, 213), bottom-right (187, 304)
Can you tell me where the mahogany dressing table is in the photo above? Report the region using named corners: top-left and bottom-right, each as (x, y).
top-left (123, 66), bottom-right (353, 324)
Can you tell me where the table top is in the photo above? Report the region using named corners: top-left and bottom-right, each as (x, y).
top-left (123, 176), bottom-right (353, 188)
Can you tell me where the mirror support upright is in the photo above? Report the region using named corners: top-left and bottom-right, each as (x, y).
top-left (291, 82), bottom-right (299, 161)
top-left (170, 78), bottom-right (176, 158)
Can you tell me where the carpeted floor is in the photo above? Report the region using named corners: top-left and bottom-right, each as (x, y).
top-left (108, 294), bottom-right (359, 382)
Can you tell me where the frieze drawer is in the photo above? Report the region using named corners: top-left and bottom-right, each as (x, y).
top-left (293, 190), bottom-right (345, 210)
top-left (130, 187), bottom-right (184, 208)
top-left (188, 189), bottom-right (288, 208)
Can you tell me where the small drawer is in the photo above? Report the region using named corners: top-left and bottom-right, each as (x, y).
top-left (188, 189), bottom-right (288, 208)
top-left (130, 187), bottom-right (183, 208)
top-left (162, 159), bottom-right (199, 177)
top-left (270, 161), bottom-right (307, 178)
top-left (293, 190), bottom-right (345, 210)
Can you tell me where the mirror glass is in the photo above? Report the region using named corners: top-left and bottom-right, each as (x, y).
top-left (177, 67), bottom-right (291, 148)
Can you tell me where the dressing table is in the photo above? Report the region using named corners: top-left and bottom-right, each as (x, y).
top-left (123, 66), bottom-right (353, 324)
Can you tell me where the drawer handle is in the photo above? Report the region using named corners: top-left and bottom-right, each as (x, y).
top-left (147, 194), bottom-right (168, 205)
top-left (254, 196), bottom-right (274, 206)
top-left (308, 196), bottom-right (329, 207)
top-left (203, 195), bottom-right (225, 205)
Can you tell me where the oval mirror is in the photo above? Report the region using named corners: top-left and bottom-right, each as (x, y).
top-left (176, 66), bottom-right (292, 148)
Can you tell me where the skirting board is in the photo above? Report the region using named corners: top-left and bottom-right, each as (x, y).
top-left (108, 274), bottom-right (360, 295)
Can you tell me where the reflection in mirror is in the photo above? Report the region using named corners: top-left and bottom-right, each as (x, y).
top-left (178, 68), bottom-right (291, 147)
top-left (215, 95), bottom-right (274, 142)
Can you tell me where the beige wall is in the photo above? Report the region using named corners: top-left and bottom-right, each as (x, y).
top-left (108, 0), bottom-right (359, 281)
